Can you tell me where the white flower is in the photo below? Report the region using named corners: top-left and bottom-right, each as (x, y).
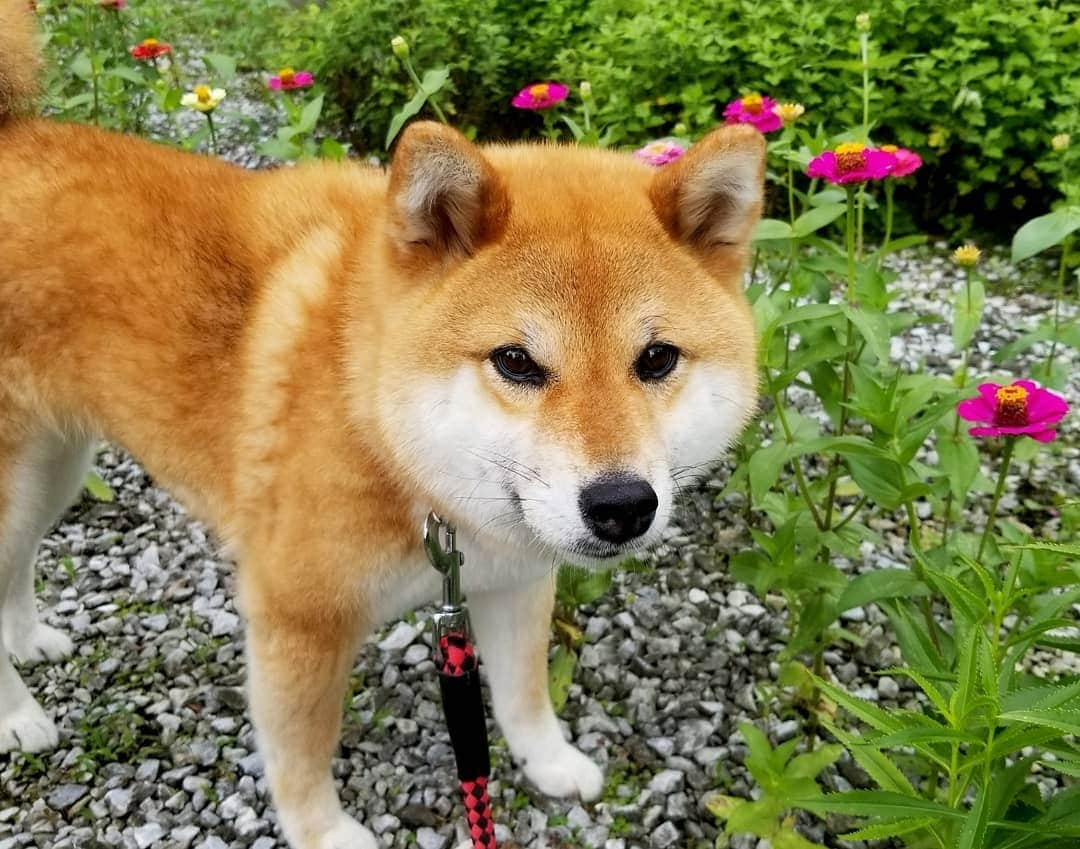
top-left (181, 86), bottom-right (226, 113)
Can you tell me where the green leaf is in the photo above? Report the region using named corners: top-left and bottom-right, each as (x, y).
top-left (547, 645), bottom-right (576, 713)
top-left (791, 202), bottom-right (847, 238)
top-left (1011, 208), bottom-right (1080, 262)
top-left (748, 440), bottom-right (788, 504)
top-left (841, 817), bottom-right (938, 841)
top-left (785, 744), bottom-right (842, 780)
top-left (999, 707), bottom-right (1080, 736)
top-left (957, 783), bottom-right (991, 849)
top-left (824, 721), bottom-right (915, 795)
top-left (204, 53), bottom-right (237, 82)
top-left (70, 52), bottom-right (93, 80)
top-left (843, 305), bottom-right (891, 364)
top-left (385, 88), bottom-right (428, 149)
top-left (556, 566), bottom-right (613, 608)
top-left (815, 678), bottom-right (907, 735)
top-left (795, 790), bottom-right (963, 821)
top-left (845, 454), bottom-right (906, 510)
top-left (837, 570), bottom-right (928, 613)
top-left (952, 277), bottom-right (985, 349)
top-left (296, 93), bottom-right (324, 134)
top-left (936, 424), bottom-right (980, 503)
top-left (419, 67), bottom-right (451, 95)
top-left (84, 471), bottom-right (114, 503)
top-left (754, 218), bottom-right (795, 241)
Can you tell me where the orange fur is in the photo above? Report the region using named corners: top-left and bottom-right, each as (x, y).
top-left (0, 5), bottom-right (764, 845)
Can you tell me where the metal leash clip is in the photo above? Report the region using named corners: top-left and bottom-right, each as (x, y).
top-left (423, 511), bottom-right (472, 668)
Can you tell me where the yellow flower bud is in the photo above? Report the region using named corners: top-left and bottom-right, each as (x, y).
top-left (1051, 133), bottom-right (1070, 152)
top-left (391, 36), bottom-right (409, 60)
top-left (952, 245), bottom-right (981, 268)
top-left (773, 102), bottom-right (805, 124)
top-left (579, 81), bottom-right (592, 100)
top-left (855, 12), bottom-right (871, 32)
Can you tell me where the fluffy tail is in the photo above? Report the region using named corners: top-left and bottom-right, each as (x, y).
top-left (0, 0), bottom-right (41, 122)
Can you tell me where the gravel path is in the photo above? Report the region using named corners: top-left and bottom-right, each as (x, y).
top-left (1, 222), bottom-right (1077, 849)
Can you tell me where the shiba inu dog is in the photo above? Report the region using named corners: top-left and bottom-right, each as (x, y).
top-left (0, 4), bottom-right (763, 846)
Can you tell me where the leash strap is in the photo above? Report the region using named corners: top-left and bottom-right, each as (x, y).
top-left (424, 513), bottom-right (497, 849)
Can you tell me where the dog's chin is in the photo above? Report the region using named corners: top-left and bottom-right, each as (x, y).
top-left (553, 532), bottom-right (661, 570)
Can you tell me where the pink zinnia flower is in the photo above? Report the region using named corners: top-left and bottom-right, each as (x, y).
top-left (881, 144), bottom-right (922, 178)
top-left (806, 143), bottom-right (895, 184)
top-left (99, 0), bottom-right (126, 9)
top-left (511, 82), bottom-right (569, 111)
top-left (634, 139), bottom-right (686, 166)
top-left (267, 68), bottom-right (314, 91)
top-left (723, 94), bottom-right (782, 133)
top-left (957, 380), bottom-right (1069, 443)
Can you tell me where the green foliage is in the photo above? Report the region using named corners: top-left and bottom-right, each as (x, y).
top-left (707, 722), bottom-right (841, 848)
top-left (273, 0), bottom-right (1079, 235)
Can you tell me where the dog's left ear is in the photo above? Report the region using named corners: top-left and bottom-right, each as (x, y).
top-left (649, 124), bottom-right (766, 255)
top-left (388, 121), bottom-right (509, 262)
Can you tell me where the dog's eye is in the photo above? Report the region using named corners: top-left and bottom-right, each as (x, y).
top-left (491, 347), bottom-right (547, 387)
top-left (635, 343), bottom-right (680, 381)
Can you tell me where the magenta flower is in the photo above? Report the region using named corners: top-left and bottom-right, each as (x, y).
top-left (881, 144), bottom-right (922, 177)
top-left (634, 139), bottom-right (686, 166)
top-left (723, 93), bottom-right (783, 133)
top-left (267, 68), bottom-right (314, 91)
top-left (511, 82), bottom-right (569, 111)
top-left (806, 143), bottom-right (895, 184)
top-left (957, 380), bottom-right (1069, 443)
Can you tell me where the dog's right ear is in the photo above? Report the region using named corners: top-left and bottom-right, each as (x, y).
top-left (387, 121), bottom-right (509, 263)
top-left (649, 124), bottom-right (765, 271)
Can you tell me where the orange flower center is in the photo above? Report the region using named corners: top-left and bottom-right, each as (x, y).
top-left (529, 83), bottom-right (551, 100)
top-left (278, 68), bottom-right (295, 84)
top-left (740, 93), bottom-right (763, 114)
top-left (994, 385), bottom-right (1029, 427)
top-left (194, 85), bottom-right (212, 103)
top-left (835, 142), bottom-right (868, 174)
top-left (143, 38), bottom-right (158, 47)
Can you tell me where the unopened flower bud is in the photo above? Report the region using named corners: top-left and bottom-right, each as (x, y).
top-left (855, 12), bottom-right (871, 31)
top-left (391, 36), bottom-right (409, 60)
top-left (579, 80), bottom-right (592, 100)
top-left (1051, 133), bottom-right (1070, 152)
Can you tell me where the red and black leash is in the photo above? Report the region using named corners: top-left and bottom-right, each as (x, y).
top-left (424, 512), bottom-right (497, 849)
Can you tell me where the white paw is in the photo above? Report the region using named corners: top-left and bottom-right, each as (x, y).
top-left (6, 623), bottom-right (74, 666)
top-left (0, 696), bottom-right (59, 753)
top-left (315, 813), bottom-right (378, 849)
top-left (524, 743), bottom-right (604, 801)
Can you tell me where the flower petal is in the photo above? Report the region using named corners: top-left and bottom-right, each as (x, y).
top-left (1030, 429), bottom-right (1057, 443)
top-left (1026, 389), bottom-right (1069, 424)
top-left (968, 426), bottom-right (1001, 438)
top-left (957, 397), bottom-right (995, 423)
top-left (977, 382), bottom-right (1002, 404)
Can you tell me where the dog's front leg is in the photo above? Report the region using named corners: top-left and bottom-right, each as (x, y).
top-left (469, 576), bottom-right (604, 800)
top-left (244, 594), bottom-right (373, 849)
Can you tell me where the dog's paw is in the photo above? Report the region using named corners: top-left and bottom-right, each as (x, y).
top-left (6, 623), bottom-right (74, 666)
top-left (524, 743), bottom-right (604, 801)
top-left (315, 813), bottom-right (378, 849)
top-left (0, 696), bottom-right (59, 753)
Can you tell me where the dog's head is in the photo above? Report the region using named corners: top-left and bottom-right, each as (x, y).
top-left (370, 122), bottom-right (763, 565)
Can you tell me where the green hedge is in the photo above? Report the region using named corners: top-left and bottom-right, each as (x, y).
top-left (269, 0), bottom-right (1079, 236)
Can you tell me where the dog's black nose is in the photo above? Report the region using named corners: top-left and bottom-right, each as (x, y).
top-left (579, 476), bottom-right (658, 544)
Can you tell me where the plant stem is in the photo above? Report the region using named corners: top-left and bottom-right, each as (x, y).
top-left (206, 112), bottom-right (218, 156)
top-left (823, 188), bottom-right (859, 529)
top-left (977, 437), bottom-right (1016, 561)
top-left (860, 31), bottom-right (870, 139)
top-left (1044, 234), bottom-right (1071, 379)
top-left (403, 59), bottom-right (448, 124)
top-left (774, 395), bottom-right (826, 529)
top-left (882, 180), bottom-right (894, 260)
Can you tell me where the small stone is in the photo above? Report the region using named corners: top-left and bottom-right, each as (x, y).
top-left (209, 610), bottom-right (239, 637)
top-left (170, 825), bottom-right (200, 849)
top-left (650, 821), bottom-right (680, 849)
top-left (416, 827), bottom-right (448, 849)
top-left (104, 788), bottom-right (132, 818)
top-left (378, 621), bottom-right (419, 651)
top-left (688, 588), bottom-right (709, 605)
top-left (774, 720), bottom-right (800, 742)
top-left (371, 814), bottom-right (400, 834)
top-left (403, 643), bottom-right (430, 666)
top-left (131, 823), bottom-right (164, 849)
top-left (47, 785), bottom-right (88, 811)
top-left (648, 769), bottom-right (684, 795)
top-left (878, 675), bottom-right (901, 700)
